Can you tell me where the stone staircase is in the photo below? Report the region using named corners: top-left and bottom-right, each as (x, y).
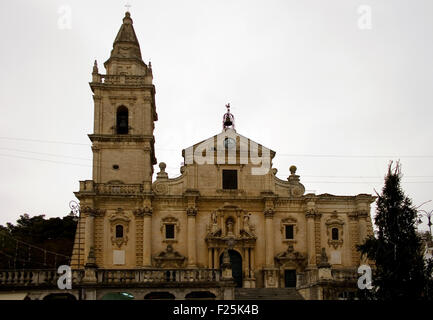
top-left (235, 288), bottom-right (304, 300)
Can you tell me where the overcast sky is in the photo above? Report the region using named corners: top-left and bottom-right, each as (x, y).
top-left (0, 0), bottom-right (432, 231)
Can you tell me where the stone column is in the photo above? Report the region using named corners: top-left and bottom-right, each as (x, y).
top-left (143, 143), bottom-right (153, 193)
top-left (250, 248), bottom-right (255, 272)
top-left (208, 248), bottom-right (213, 268)
top-left (348, 212), bottom-right (360, 265)
top-left (358, 211), bottom-right (368, 243)
top-left (91, 146), bottom-right (100, 182)
top-left (142, 207), bottom-right (153, 267)
top-left (306, 210), bottom-right (317, 266)
top-left (82, 207), bottom-right (96, 265)
top-left (187, 207), bottom-right (198, 267)
top-left (86, 214), bottom-right (95, 257)
top-left (264, 208), bottom-right (275, 267)
top-left (244, 247), bottom-right (250, 277)
top-left (214, 248), bottom-right (219, 269)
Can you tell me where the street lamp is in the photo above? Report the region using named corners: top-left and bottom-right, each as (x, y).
top-left (69, 200), bottom-right (82, 300)
top-left (418, 209), bottom-right (433, 240)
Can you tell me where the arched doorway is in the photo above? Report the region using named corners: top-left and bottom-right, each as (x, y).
top-left (220, 249), bottom-right (243, 287)
top-left (185, 291), bottom-right (216, 300)
top-left (144, 292), bottom-right (175, 300)
top-left (43, 293), bottom-right (76, 300)
top-left (101, 292), bottom-right (134, 300)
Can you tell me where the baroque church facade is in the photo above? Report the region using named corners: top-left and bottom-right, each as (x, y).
top-left (71, 12), bottom-right (375, 300)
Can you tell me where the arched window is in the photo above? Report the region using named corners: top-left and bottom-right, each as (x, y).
top-left (115, 225), bottom-right (124, 238)
top-left (116, 106), bottom-right (129, 134)
top-left (332, 228), bottom-right (339, 241)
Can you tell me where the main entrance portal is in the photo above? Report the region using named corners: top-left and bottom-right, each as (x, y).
top-left (284, 270), bottom-right (296, 288)
top-left (220, 250), bottom-right (243, 287)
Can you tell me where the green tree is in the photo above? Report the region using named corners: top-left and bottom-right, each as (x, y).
top-left (358, 161), bottom-right (432, 300)
top-left (0, 214), bottom-right (77, 269)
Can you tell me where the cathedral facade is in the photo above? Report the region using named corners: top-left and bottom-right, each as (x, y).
top-left (71, 12), bottom-right (375, 300)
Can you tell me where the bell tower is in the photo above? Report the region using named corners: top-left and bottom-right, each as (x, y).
top-left (89, 11), bottom-right (157, 191)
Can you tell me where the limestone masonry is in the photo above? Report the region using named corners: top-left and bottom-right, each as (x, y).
top-left (70, 12), bottom-right (375, 300)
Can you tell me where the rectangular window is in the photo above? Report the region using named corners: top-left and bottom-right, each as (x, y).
top-left (222, 170), bottom-right (238, 189)
top-left (165, 224), bottom-right (175, 239)
top-left (285, 225), bottom-right (294, 240)
top-left (332, 228), bottom-right (339, 240)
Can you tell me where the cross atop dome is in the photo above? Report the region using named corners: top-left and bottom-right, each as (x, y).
top-left (223, 103), bottom-right (235, 131)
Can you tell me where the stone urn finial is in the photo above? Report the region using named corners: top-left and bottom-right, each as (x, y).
top-left (290, 165), bottom-right (297, 175)
top-left (288, 165), bottom-right (301, 183)
top-left (157, 162), bottom-right (168, 179)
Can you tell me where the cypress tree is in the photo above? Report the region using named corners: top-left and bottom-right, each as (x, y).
top-left (358, 161), bottom-right (431, 300)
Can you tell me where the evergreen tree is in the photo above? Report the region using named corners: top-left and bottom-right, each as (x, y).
top-left (0, 214), bottom-right (77, 269)
top-left (358, 161), bottom-right (432, 300)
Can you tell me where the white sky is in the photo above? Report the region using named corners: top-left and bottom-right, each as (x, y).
top-left (0, 0), bottom-right (432, 231)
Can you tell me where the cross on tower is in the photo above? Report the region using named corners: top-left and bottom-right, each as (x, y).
top-left (125, 2), bottom-right (132, 12)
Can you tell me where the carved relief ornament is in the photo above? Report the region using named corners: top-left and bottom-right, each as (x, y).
top-left (325, 212), bottom-right (345, 249)
top-left (109, 208), bottom-right (130, 248)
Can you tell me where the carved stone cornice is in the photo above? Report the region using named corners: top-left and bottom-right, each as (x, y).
top-left (88, 134), bottom-right (154, 143)
top-left (81, 206), bottom-right (106, 217)
top-left (133, 206), bottom-right (153, 217)
top-left (187, 207), bottom-right (198, 217)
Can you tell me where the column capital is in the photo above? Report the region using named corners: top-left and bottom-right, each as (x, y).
top-left (348, 211), bottom-right (359, 220)
top-left (305, 209), bottom-right (316, 219)
top-left (264, 208), bottom-right (275, 218)
top-left (134, 206), bottom-right (153, 217)
top-left (187, 207), bottom-right (198, 217)
top-left (356, 210), bottom-right (369, 219)
top-left (305, 209), bottom-right (321, 219)
top-left (82, 206), bottom-right (106, 217)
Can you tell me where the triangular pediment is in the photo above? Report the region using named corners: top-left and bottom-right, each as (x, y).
top-left (181, 129), bottom-right (276, 163)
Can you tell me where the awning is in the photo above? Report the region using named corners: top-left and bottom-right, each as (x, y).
top-left (0, 292), bottom-right (29, 300)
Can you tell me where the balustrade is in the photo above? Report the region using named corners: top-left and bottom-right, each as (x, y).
top-left (95, 183), bottom-right (143, 195)
top-left (0, 268), bottom-right (219, 287)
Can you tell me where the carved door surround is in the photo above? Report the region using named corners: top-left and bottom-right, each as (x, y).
top-left (205, 203), bottom-right (256, 287)
top-left (274, 244), bottom-right (307, 288)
